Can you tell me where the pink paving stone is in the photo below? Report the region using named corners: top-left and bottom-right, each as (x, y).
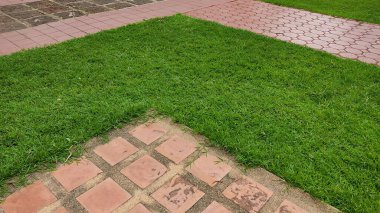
top-left (121, 154), bottom-right (167, 188)
top-left (151, 175), bottom-right (205, 212)
top-left (76, 178), bottom-right (131, 213)
top-left (129, 203), bottom-right (152, 213)
top-left (202, 201), bottom-right (232, 213)
top-left (129, 122), bottom-right (168, 145)
top-left (223, 176), bottom-right (273, 213)
top-left (52, 158), bottom-right (102, 191)
top-left (275, 200), bottom-right (308, 213)
top-left (0, 181), bottom-right (57, 213)
top-left (186, 154), bottom-right (231, 186)
top-left (94, 137), bottom-right (138, 166)
top-left (339, 52), bottom-right (358, 59)
top-left (186, 0), bottom-right (380, 66)
top-left (55, 207), bottom-right (69, 213)
top-left (155, 135), bottom-right (196, 164)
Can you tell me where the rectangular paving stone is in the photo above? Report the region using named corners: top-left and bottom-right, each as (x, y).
top-left (127, 0), bottom-right (153, 5)
top-left (0, 15), bottom-right (15, 23)
top-left (106, 2), bottom-right (133, 9)
top-left (54, 10), bottom-right (85, 19)
top-left (223, 176), bottom-right (273, 213)
top-left (94, 136), bottom-right (138, 166)
top-left (27, 0), bottom-right (60, 8)
top-left (76, 178), bottom-right (131, 213)
top-left (25, 15), bottom-right (58, 26)
top-left (7, 10), bottom-right (44, 19)
top-left (0, 4), bottom-right (31, 13)
top-left (275, 200), bottom-right (308, 213)
top-left (52, 158), bottom-right (102, 191)
top-left (129, 122), bottom-right (167, 144)
top-left (151, 175), bottom-right (204, 212)
top-left (81, 6), bottom-right (109, 13)
top-left (0, 181), bottom-right (57, 213)
top-left (121, 154), bottom-right (167, 188)
top-left (0, 21), bottom-right (26, 33)
top-left (186, 154), bottom-right (231, 186)
top-left (202, 201), bottom-right (232, 213)
top-left (38, 5), bottom-right (70, 14)
top-left (129, 203), bottom-right (152, 213)
top-left (155, 135), bottom-right (196, 164)
top-left (54, 0), bottom-right (78, 4)
top-left (90, 0), bottom-right (118, 5)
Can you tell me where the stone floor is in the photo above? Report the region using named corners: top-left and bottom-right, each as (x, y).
top-left (0, 0), bottom-right (162, 33)
top-left (0, 119), bottom-right (339, 213)
top-left (186, 0), bottom-right (380, 66)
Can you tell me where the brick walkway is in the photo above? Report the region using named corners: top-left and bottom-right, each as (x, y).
top-left (0, 0), bottom-right (231, 55)
top-left (1, 0), bottom-right (380, 66)
top-left (187, 0), bottom-right (380, 66)
top-left (0, 0), bottom-right (164, 33)
top-left (0, 119), bottom-right (339, 213)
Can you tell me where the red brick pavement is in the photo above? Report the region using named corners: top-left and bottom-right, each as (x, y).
top-left (0, 119), bottom-right (339, 212)
top-left (1, 0), bottom-right (379, 66)
top-left (187, 0), bottom-right (380, 66)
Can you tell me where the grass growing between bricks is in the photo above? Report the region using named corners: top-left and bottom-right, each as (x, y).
top-left (262, 0), bottom-right (380, 24)
top-left (0, 15), bottom-right (379, 212)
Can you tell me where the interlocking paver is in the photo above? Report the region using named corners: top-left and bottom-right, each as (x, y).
top-left (121, 154), bottom-right (167, 188)
top-left (187, 0), bottom-right (380, 66)
top-left (155, 135), bottom-right (196, 164)
top-left (186, 154), bottom-right (231, 186)
top-left (129, 122), bottom-right (167, 144)
top-left (223, 176), bottom-right (273, 213)
top-left (77, 178), bottom-right (131, 213)
top-left (129, 203), bottom-right (152, 213)
top-left (152, 175), bottom-right (205, 212)
top-left (202, 201), bottom-right (232, 213)
top-left (0, 181), bottom-right (56, 213)
top-left (94, 136), bottom-right (138, 165)
top-left (275, 200), bottom-right (308, 213)
top-left (52, 158), bottom-right (102, 191)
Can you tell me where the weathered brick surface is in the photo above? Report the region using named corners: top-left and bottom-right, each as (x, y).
top-left (0, 118), bottom-right (337, 213)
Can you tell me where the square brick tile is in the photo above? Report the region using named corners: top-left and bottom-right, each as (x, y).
top-left (275, 200), bottom-right (308, 213)
top-left (94, 137), bottom-right (138, 165)
top-left (129, 122), bottom-right (167, 144)
top-left (77, 178), bottom-right (131, 213)
top-left (151, 175), bottom-right (204, 212)
top-left (186, 154), bottom-right (231, 186)
top-left (202, 201), bottom-right (232, 213)
top-left (129, 203), bottom-right (151, 213)
top-left (223, 176), bottom-right (273, 213)
top-left (52, 158), bottom-right (102, 191)
top-left (0, 181), bottom-right (57, 213)
top-left (121, 155), bottom-right (167, 188)
top-left (155, 135), bottom-right (196, 164)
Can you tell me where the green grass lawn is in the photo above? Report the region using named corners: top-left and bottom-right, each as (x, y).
top-left (0, 15), bottom-right (379, 212)
top-left (262, 0), bottom-right (380, 24)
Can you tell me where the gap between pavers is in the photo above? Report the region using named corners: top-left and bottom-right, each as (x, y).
top-left (0, 116), bottom-right (340, 213)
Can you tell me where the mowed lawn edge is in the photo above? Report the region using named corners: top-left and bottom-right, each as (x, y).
top-left (262, 0), bottom-right (380, 25)
top-left (0, 15), bottom-right (379, 212)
